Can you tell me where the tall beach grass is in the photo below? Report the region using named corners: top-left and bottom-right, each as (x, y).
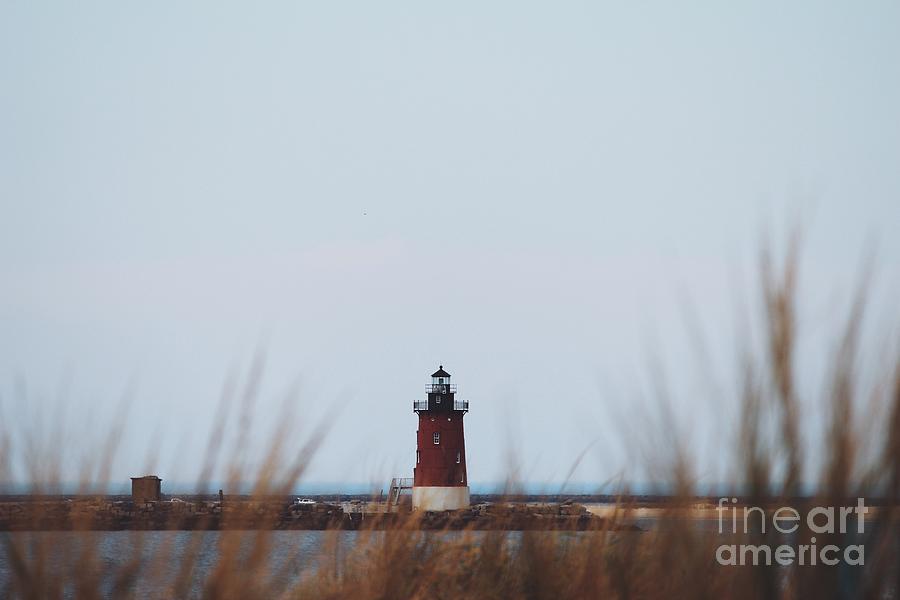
top-left (1, 243), bottom-right (898, 599)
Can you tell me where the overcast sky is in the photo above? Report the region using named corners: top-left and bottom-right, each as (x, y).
top-left (2, 1), bottom-right (898, 492)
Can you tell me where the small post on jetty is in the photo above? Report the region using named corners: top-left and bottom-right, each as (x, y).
top-left (131, 475), bottom-right (162, 504)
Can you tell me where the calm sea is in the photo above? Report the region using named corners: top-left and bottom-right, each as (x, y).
top-left (0, 530), bottom-right (368, 598)
top-left (2, 526), bottom-right (893, 598)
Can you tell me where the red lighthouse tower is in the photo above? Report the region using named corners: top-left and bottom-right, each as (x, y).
top-left (412, 366), bottom-right (470, 511)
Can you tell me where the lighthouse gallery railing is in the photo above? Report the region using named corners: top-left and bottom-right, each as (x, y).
top-left (413, 399), bottom-right (469, 411)
top-left (425, 384), bottom-right (457, 394)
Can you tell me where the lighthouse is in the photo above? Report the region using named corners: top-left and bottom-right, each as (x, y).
top-left (412, 366), bottom-right (470, 511)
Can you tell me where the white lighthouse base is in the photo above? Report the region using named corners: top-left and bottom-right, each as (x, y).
top-left (412, 486), bottom-right (470, 511)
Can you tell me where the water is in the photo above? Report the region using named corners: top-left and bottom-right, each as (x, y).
top-left (0, 530), bottom-right (545, 597)
top-left (3, 526), bottom-right (895, 598)
top-left (0, 530), bottom-right (364, 598)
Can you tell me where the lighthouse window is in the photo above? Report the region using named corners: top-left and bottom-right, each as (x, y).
top-left (433, 432), bottom-right (440, 445)
top-left (456, 451), bottom-right (460, 463)
top-left (416, 451), bottom-right (420, 464)
top-left (436, 395), bottom-right (441, 404)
